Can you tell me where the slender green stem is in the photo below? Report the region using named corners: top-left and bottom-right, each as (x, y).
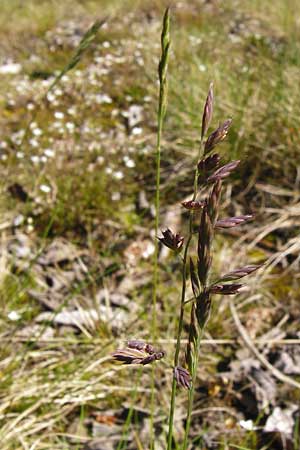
top-left (181, 141), bottom-right (205, 450)
top-left (151, 83), bottom-right (165, 450)
top-left (167, 234), bottom-right (191, 449)
top-left (152, 4), bottom-right (170, 342)
top-left (182, 329), bottom-right (203, 449)
top-left (167, 142), bottom-right (203, 449)
top-left (117, 369), bottom-right (142, 450)
top-left (152, 94), bottom-right (164, 339)
top-left (182, 139), bottom-right (212, 449)
top-left (151, 10), bottom-right (170, 448)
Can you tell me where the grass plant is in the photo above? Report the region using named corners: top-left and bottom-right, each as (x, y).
top-left (114, 9), bottom-right (263, 449)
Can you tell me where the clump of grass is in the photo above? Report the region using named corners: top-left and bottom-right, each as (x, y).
top-left (113, 9), bottom-right (264, 449)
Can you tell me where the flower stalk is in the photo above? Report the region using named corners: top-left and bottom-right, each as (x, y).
top-left (151, 9), bottom-right (170, 449)
top-left (152, 6), bottom-right (170, 339)
top-left (166, 83), bottom-right (214, 449)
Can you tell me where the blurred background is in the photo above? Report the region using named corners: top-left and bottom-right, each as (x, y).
top-left (1, 1), bottom-right (300, 449)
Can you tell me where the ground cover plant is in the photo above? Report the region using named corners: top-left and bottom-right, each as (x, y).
top-left (1, 1), bottom-right (300, 449)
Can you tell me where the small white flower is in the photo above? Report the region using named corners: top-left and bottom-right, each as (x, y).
top-left (41, 79), bottom-right (50, 88)
top-left (67, 106), bottom-right (76, 115)
top-left (29, 138), bottom-right (39, 148)
top-left (13, 214), bottom-right (24, 226)
top-left (16, 151), bottom-right (24, 159)
top-left (264, 406), bottom-right (297, 435)
top-left (40, 184), bottom-right (51, 193)
top-left (125, 158), bottom-right (135, 168)
top-left (8, 310), bottom-right (21, 321)
top-left (132, 126), bottom-right (143, 136)
top-left (47, 93), bottom-right (55, 102)
top-left (102, 41), bottom-right (110, 48)
top-left (111, 108), bottom-right (119, 117)
top-left (54, 111), bottom-right (64, 119)
top-left (0, 63), bottom-right (22, 74)
top-left (239, 419), bottom-right (257, 431)
top-left (44, 148), bottom-right (55, 158)
top-left (126, 105), bottom-right (143, 128)
top-left (111, 192), bottom-right (121, 201)
top-left (66, 122), bottom-right (75, 131)
top-left (95, 94), bottom-right (112, 104)
top-left (33, 128), bottom-right (42, 136)
top-left (114, 171), bottom-right (124, 180)
top-left (31, 155), bottom-right (40, 164)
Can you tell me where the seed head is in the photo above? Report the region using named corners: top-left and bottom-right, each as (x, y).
top-left (190, 257), bottom-right (200, 298)
top-left (201, 82), bottom-right (213, 140)
top-left (112, 342), bottom-right (165, 365)
top-left (197, 208), bottom-right (213, 285)
top-left (195, 291), bottom-right (212, 328)
top-left (127, 340), bottom-right (155, 354)
top-left (204, 119), bottom-right (232, 154)
top-left (185, 303), bottom-right (199, 373)
top-left (198, 153), bottom-right (221, 173)
top-left (207, 180), bottom-right (222, 225)
top-left (140, 351), bottom-right (165, 365)
top-left (182, 200), bottom-right (205, 210)
top-left (174, 366), bottom-right (192, 389)
top-left (207, 160), bottom-right (240, 183)
top-left (219, 264), bottom-right (263, 282)
top-left (158, 228), bottom-right (184, 252)
top-left (210, 283), bottom-right (244, 295)
top-left (158, 7), bottom-right (170, 84)
top-left (215, 215), bottom-right (253, 228)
